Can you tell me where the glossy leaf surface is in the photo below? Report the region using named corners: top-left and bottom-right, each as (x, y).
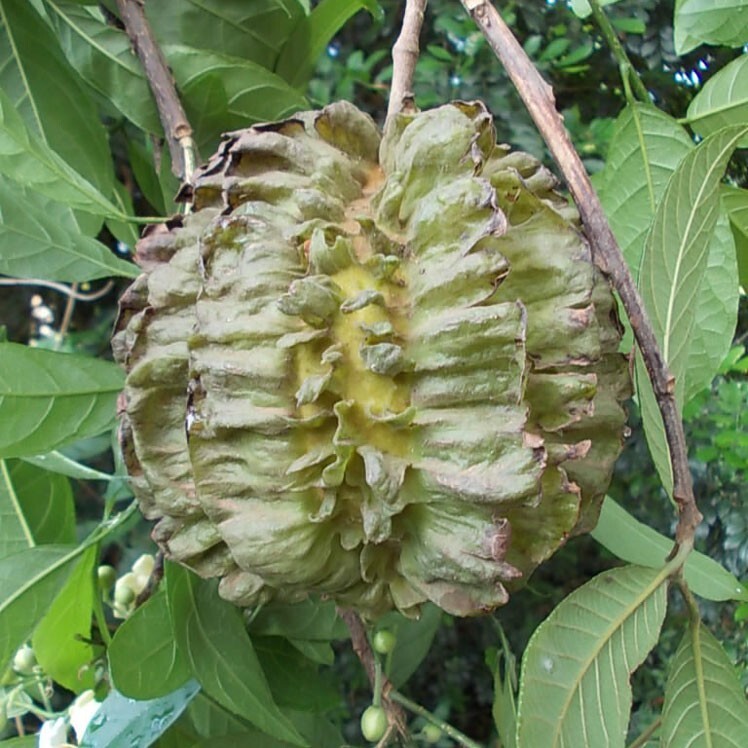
top-left (109, 590), bottom-right (191, 700)
top-left (165, 563), bottom-right (307, 747)
top-left (0, 181), bottom-right (138, 281)
top-left (0, 343), bottom-right (123, 458)
top-left (0, 545), bottom-right (76, 669)
top-left (32, 544), bottom-right (97, 693)
top-left (78, 681), bottom-right (200, 748)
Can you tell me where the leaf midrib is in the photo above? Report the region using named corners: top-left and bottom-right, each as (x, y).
top-left (551, 567), bottom-right (668, 746)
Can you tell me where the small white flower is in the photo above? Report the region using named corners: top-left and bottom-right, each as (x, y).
top-left (69, 690), bottom-right (101, 742)
top-left (37, 717), bottom-right (68, 748)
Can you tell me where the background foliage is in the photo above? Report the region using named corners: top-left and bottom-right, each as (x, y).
top-left (0, 1), bottom-right (746, 746)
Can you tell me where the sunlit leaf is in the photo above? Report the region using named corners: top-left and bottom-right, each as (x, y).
top-left (673, 0), bottom-right (748, 54)
top-left (598, 104), bottom-right (692, 278)
top-left (21, 451), bottom-right (114, 483)
top-left (0, 458), bottom-right (34, 558)
top-left (0, 88), bottom-right (121, 217)
top-left (661, 622), bottom-right (748, 746)
top-left (516, 566), bottom-right (668, 747)
top-left (0, 545), bottom-right (77, 670)
top-left (6, 459), bottom-right (75, 547)
top-left (145, 0), bottom-right (305, 70)
top-left (32, 545), bottom-right (97, 693)
top-left (276, 0), bottom-right (382, 88)
top-left (164, 45), bottom-right (307, 152)
top-left (684, 209), bottom-right (739, 401)
top-left (592, 497), bottom-right (748, 602)
top-left (165, 563), bottom-right (308, 747)
top-left (637, 125), bottom-right (748, 493)
top-left (78, 681), bottom-right (200, 748)
top-left (0, 0), bottom-right (113, 198)
top-left (0, 343), bottom-right (124, 458)
top-left (45, 1), bottom-right (161, 134)
top-left (109, 590), bottom-right (191, 700)
top-left (0, 180), bottom-right (138, 281)
top-left (687, 54), bottom-right (748, 147)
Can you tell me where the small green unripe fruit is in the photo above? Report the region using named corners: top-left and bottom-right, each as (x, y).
top-left (97, 565), bottom-right (117, 591)
top-left (372, 629), bottom-right (397, 655)
top-left (12, 645), bottom-right (37, 675)
top-left (361, 705), bottom-right (388, 742)
top-left (422, 724), bottom-right (442, 743)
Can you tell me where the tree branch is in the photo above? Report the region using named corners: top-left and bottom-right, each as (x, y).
top-left (459, 0), bottom-right (700, 549)
top-left (387, 0), bottom-right (428, 123)
top-left (115, 0), bottom-right (196, 181)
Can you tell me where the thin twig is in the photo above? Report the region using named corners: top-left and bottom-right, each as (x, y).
top-left (587, 0), bottom-right (649, 103)
top-left (387, 0), bottom-right (428, 123)
top-left (0, 278), bottom-right (115, 301)
top-left (115, 0), bottom-right (196, 181)
top-left (339, 608), bottom-right (409, 742)
top-left (626, 716), bottom-right (662, 748)
top-left (389, 691), bottom-right (484, 748)
top-left (459, 0), bottom-right (700, 550)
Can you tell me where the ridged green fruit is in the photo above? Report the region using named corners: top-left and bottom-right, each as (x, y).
top-left (113, 101), bottom-right (630, 618)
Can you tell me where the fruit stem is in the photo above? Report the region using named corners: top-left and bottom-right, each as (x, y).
top-left (389, 691), bottom-right (484, 748)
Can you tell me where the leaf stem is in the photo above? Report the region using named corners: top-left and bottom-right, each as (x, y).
top-left (1, 459), bottom-right (36, 548)
top-left (626, 716), bottom-right (662, 748)
top-left (389, 691), bottom-right (484, 748)
top-left (586, 0), bottom-right (649, 103)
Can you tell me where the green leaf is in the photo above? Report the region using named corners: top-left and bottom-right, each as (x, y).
top-left (0, 459), bottom-right (34, 558)
top-left (0, 343), bottom-right (124, 458)
top-left (637, 125), bottom-right (748, 492)
top-left (253, 636), bottom-right (340, 711)
top-left (489, 624), bottom-right (518, 748)
top-left (722, 185), bottom-right (748, 289)
top-left (6, 459), bottom-right (75, 546)
top-left (378, 603), bottom-right (442, 688)
top-left (21, 450), bottom-right (116, 482)
top-left (0, 544), bottom-right (77, 670)
top-left (0, 87), bottom-right (121, 217)
top-left (109, 590), bottom-right (191, 700)
top-left (0, 0), bottom-right (114, 198)
top-left (674, 0), bottom-right (748, 54)
top-left (684, 208), bottom-right (739, 402)
top-left (0, 180), bottom-right (138, 281)
top-left (592, 497), bottom-right (748, 602)
top-left (276, 0), bottom-right (382, 88)
top-left (247, 598), bottom-right (346, 641)
top-left (598, 104), bottom-right (692, 278)
top-left (165, 563), bottom-right (308, 747)
top-left (145, 0), bottom-right (305, 70)
top-left (164, 45), bottom-right (308, 152)
top-left (687, 54), bottom-right (748, 146)
top-left (45, 2), bottom-right (161, 134)
top-left (32, 544), bottom-right (97, 693)
top-left (78, 681), bottom-right (200, 748)
top-left (661, 622), bottom-right (748, 746)
top-left (516, 565), bottom-right (668, 747)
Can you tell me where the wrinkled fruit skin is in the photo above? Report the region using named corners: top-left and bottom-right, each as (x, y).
top-left (113, 101), bottom-right (631, 618)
